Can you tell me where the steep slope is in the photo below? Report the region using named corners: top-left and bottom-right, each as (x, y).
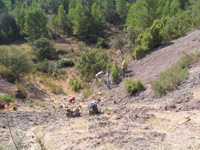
top-left (98, 28), bottom-right (200, 104)
top-left (1, 28), bottom-right (200, 150)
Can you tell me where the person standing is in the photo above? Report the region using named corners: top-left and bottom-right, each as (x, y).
top-left (107, 70), bottom-right (111, 89)
top-left (122, 60), bottom-right (126, 78)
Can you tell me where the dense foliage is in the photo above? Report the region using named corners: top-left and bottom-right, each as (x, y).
top-left (32, 38), bottom-right (57, 61)
top-left (76, 49), bottom-right (108, 79)
top-left (1, 0), bottom-right (200, 84)
top-left (1, 0), bottom-right (199, 46)
top-left (0, 47), bottom-right (32, 82)
top-left (124, 78), bottom-right (145, 95)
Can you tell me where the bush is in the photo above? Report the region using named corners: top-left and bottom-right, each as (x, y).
top-left (134, 46), bottom-right (149, 60)
top-left (69, 77), bottom-right (81, 92)
top-left (36, 60), bottom-right (55, 75)
top-left (32, 37), bottom-right (57, 61)
top-left (96, 37), bottom-right (109, 49)
top-left (0, 65), bottom-right (15, 83)
top-left (124, 78), bottom-right (145, 95)
top-left (134, 19), bottom-right (164, 59)
top-left (113, 36), bottom-right (125, 52)
top-left (15, 82), bottom-right (28, 99)
top-left (0, 93), bottom-right (14, 103)
top-left (0, 47), bottom-right (32, 81)
top-left (111, 62), bottom-right (120, 82)
top-left (57, 59), bottom-right (74, 69)
top-left (151, 66), bottom-right (188, 97)
top-left (151, 52), bottom-right (200, 97)
top-left (77, 49), bottom-right (108, 79)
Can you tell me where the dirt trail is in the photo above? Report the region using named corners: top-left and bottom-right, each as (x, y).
top-left (1, 28), bottom-right (200, 150)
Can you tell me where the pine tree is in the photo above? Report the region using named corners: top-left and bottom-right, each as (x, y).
top-left (49, 14), bottom-right (59, 37)
top-left (13, 1), bottom-right (26, 36)
top-left (69, 0), bottom-right (91, 37)
top-left (91, 2), bottom-right (104, 34)
top-left (56, 5), bottom-right (68, 32)
top-left (170, 0), bottom-right (181, 16)
top-left (24, 8), bottom-right (49, 44)
top-left (126, 0), bottom-right (160, 30)
top-left (115, 0), bottom-right (129, 21)
top-left (101, 0), bottom-right (117, 23)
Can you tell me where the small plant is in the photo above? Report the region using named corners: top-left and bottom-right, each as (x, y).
top-left (27, 100), bottom-right (45, 107)
top-left (124, 78), bottom-right (145, 95)
top-left (15, 82), bottom-right (28, 99)
top-left (96, 37), bottom-right (109, 49)
top-left (57, 59), bottom-right (74, 69)
top-left (101, 108), bottom-right (111, 115)
top-left (82, 87), bottom-right (93, 98)
top-left (0, 93), bottom-right (14, 103)
top-left (111, 62), bottom-right (120, 82)
top-left (69, 77), bottom-right (81, 92)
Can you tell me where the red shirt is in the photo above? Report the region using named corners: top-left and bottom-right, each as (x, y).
top-left (69, 97), bottom-right (75, 103)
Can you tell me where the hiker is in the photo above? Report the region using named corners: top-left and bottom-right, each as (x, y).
top-left (69, 97), bottom-right (75, 103)
top-left (95, 71), bottom-right (104, 82)
top-left (107, 70), bottom-right (111, 89)
top-left (89, 101), bottom-right (98, 115)
top-left (122, 60), bottom-right (126, 78)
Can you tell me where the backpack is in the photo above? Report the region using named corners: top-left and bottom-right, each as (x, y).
top-left (89, 103), bottom-right (98, 115)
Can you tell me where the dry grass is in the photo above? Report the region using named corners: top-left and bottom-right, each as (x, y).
top-left (0, 41), bottom-right (32, 52)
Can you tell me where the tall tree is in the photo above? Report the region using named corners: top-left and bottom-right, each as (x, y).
top-left (24, 8), bottom-right (49, 44)
top-left (56, 4), bottom-right (68, 32)
top-left (69, 0), bottom-right (91, 37)
top-left (101, 0), bottom-right (117, 23)
top-left (91, 2), bottom-right (104, 34)
top-left (49, 14), bottom-right (59, 38)
top-left (126, 0), bottom-right (160, 30)
top-left (0, 0), bottom-right (19, 44)
top-left (13, 1), bottom-right (26, 36)
top-left (115, 0), bottom-right (129, 21)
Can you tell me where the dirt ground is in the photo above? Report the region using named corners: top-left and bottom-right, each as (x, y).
top-left (1, 28), bottom-right (200, 150)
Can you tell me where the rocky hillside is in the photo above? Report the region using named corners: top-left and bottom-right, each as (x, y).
top-left (1, 28), bottom-right (200, 150)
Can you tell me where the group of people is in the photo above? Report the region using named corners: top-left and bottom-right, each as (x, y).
top-left (101, 60), bottom-right (126, 89)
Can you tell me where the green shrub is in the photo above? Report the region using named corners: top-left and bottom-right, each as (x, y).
top-left (69, 77), bottom-right (81, 92)
top-left (111, 62), bottom-right (120, 82)
top-left (124, 78), bottom-right (145, 95)
top-left (113, 36), bottom-right (125, 52)
top-left (151, 66), bottom-right (188, 97)
top-left (151, 52), bottom-right (200, 97)
top-left (57, 59), bottom-right (74, 69)
top-left (0, 65), bottom-right (15, 83)
top-left (134, 46), bottom-right (149, 60)
top-left (0, 47), bottom-right (32, 81)
top-left (77, 49), bottom-right (108, 79)
top-left (36, 60), bottom-right (55, 75)
top-left (15, 82), bottom-right (28, 99)
top-left (134, 19), bottom-right (164, 59)
top-left (96, 37), bottom-right (109, 49)
top-left (0, 93), bottom-right (14, 103)
top-left (27, 100), bottom-right (44, 107)
top-left (32, 37), bottom-right (57, 61)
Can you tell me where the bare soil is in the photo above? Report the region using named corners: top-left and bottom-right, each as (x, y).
top-left (1, 28), bottom-right (200, 150)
